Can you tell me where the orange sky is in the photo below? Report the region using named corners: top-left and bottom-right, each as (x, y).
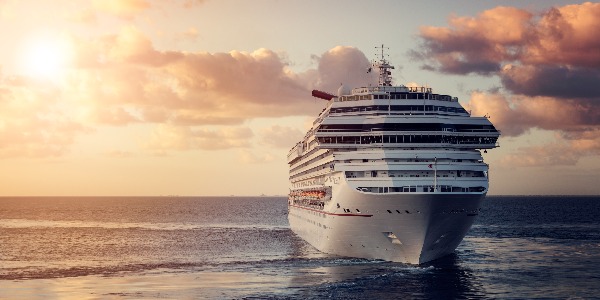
top-left (0, 0), bottom-right (598, 196)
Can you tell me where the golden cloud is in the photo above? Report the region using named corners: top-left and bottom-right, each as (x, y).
top-left (238, 149), bottom-right (277, 164)
top-left (1, 24), bottom-right (382, 156)
top-left (467, 91), bottom-right (600, 166)
top-left (499, 129), bottom-right (600, 167)
top-left (259, 125), bottom-right (305, 149)
top-left (414, 2), bottom-right (600, 74)
top-left (525, 2), bottom-right (600, 68)
top-left (416, 3), bottom-right (600, 167)
top-left (0, 78), bottom-right (90, 158)
top-left (146, 124), bottom-right (253, 151)
top-left (467, 91), bottom-right (599, 136)
top-left (64, 27), bottom-right (374, 126)
top-left (315, 46), bottom-right (378, 93)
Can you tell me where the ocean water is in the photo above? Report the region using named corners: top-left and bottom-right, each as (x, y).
top-left (1, 196), bottom-right (599, 299)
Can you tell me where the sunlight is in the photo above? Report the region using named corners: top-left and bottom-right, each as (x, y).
top-left (20, 33), bottom-right (71, 79)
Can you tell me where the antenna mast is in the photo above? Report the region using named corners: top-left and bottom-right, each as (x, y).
top-left (373, 44), bottom-right (395, 86)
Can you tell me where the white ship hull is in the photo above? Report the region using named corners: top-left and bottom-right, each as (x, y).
top-left (288, 176), bottom-right (484, 264)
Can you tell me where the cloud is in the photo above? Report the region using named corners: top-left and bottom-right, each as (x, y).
top-left (499, 142), bottom-right (579, 167)
top-left (259, 125), bottom-right (305, 149)
top-left (414, 3), bottom-right (600, 167)
top-left (161, 48), bottom-right (312, 119)
top-left (66, 29), bottom-right (373, 126)
top-left (68, 27), bottom-right (305, 124)
top-left (145, 124), bottom-right (253, 151)
top-left (3, 23), bottom-right (380, 157)
top-left (412, 6), bottom-right (532, 75)
top-left (413, 3), bottom-right (600, 74)
top-left (314, 46), bottom-right (378, 93)
top-left (499, 129), bottom-right (600, 167)
top-left (500, 64), bottom-right (600, 99)
top-left (0, 115), bottom-right (87, 158)
top-left (102, 26), bottom-right (183, 66)
top-left (238, 149), bottom-right (276, 164)
top-left (467, 91), bottom-right (600, 137)
top-left (88, 105), bottom-right (142, 125)
top-left (0, 77), bottom-right (90, 158)
top-left (524, 3), bottom-right (600, 68)
top-left (68, 26), bottom-right (180, 69)
top-left (180, 27), bottom-right (199, 40)
top-left (467, 90), bottom-right (600, 166)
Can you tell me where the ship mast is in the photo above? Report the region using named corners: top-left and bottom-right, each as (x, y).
top-left (373, 44), bottom-right (395, 87)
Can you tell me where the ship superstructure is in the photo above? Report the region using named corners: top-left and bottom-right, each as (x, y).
top-left (287, 46), bottom-right (500, 264)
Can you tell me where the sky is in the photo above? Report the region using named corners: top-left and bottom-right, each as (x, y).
top-left (0, 0), bottom-right (598, 196)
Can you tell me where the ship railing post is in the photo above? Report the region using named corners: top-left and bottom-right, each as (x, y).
top-left (433, 157), bottom-right (437, 192)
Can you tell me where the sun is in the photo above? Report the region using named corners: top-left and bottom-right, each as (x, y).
top-left (20, 33), bottom-right (71, 79)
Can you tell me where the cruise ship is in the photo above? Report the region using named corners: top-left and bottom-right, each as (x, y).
top-left (287, 47), bottom-right (500, 264)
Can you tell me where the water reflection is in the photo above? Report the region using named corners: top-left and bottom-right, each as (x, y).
top-left (285, 237), bottom-right (489, 299)
top-left (419, 254), bottom-right (490, 299)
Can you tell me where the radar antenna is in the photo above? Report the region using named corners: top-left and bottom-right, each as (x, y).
top-left (372, 44), bottom-right (395, 87)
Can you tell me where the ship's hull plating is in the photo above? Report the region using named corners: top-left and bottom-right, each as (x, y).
top-left (288, 179), bottom-right (484, 264)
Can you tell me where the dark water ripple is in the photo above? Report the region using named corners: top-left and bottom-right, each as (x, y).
top-left (1, 196), bottom-right (599, 299)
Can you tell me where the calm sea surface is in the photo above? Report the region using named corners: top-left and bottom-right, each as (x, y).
top-left (1, 196), bottom-right (599, 299)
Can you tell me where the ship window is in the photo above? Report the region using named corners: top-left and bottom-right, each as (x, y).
top-left (356, 209), bottom-right (361, 213)
top-left (387, 210), bottom-right (392, 214)
top-left (396, 210), bottom-right (401, 213)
